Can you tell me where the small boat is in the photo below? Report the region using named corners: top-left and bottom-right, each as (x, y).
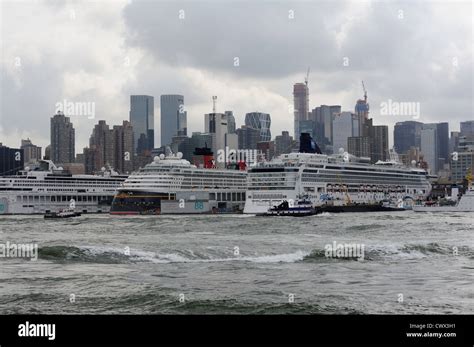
top-left (44, 208), bottom-right (82, 219)
top-left (259, 199), bottom-right (317, 217)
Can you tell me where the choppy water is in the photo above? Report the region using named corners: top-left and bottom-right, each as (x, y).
top-left (0, 212), bottom-right (473, 314)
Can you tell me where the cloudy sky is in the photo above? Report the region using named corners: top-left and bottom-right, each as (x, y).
top-left (0, 0), bottom-right (472, 153)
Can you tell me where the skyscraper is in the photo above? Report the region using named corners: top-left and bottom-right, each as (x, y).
top-left (113, 120), bottom-right (134, 174)
top-left (355, 94), bottom-right (370, 137)
top-left (371, 125), bottom-right (389, 162)
top-left (205, 112), bottom-right (229, 165)
top-left (293, 83), bottom-right (309, 139)
top-left (88, 120), bottom-right (115, 172)
top-left (311, 105), bottom-right (341, 152)
top-left (421, 124), bottom-right (438, 174)
top-left (84, 120), bottom-right (134, 174)
top-left (332, 112), bottom-right (359, 154)
top-left (393, 121), bottom-right (423, 154)
top-left (130, 95), bottom-right (154, 154)
top-left (244, 112), bottom-right (271, 142)
top-left (436, 122), bottom-right (449, 167)
top-left (160, 95), bottom-right (185, 147)
top-left (50, 112), bottom-right (75, 164)
top-left (225, 111), bottom-right (236, 134)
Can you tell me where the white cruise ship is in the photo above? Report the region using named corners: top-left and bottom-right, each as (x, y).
top-left (110, 151), bottom-right (247, 215)
top-left (0, 160), bottom-right (127, 215)
top-left (244, 137), bottom-right (432, 214)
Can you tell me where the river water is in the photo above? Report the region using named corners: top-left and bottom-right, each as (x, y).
top-left (0, 212), bottom-right (472, 314)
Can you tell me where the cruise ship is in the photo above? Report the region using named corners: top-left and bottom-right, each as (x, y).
top-left (110, 149), bottom-right (248, 215)
top-left (244, 134), bottom-right (432, 214)
top-left (0, 160), bottom-right (127, 215)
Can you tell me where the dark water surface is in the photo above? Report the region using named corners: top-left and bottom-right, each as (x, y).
top-left (0, 212), bottom-right (472, 314)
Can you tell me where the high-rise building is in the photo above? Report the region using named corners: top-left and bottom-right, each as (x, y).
top-left (332, 112), bottom-right (359, 154)
top-left (348, 136), bottom-right (371, 159)
top-left (421, 124), bottom-right (438, 174)
top-left (130, 95), bottom-right (154, 153)
top-left (236, 125), bottom-right (259, 150)
top-left (310, 105), bottom-right (341, 153)
top-left (87, 120), bottom-right (115, 173)
top-left (245, 112), bottom-right (271, 142)
top-left (419, 122), bottom-right (449, 174)
top-left (460, 121), bottom-right (474, 137)
top-left (293, 83), bottom-right (309, 139)
top-left (50, 111), bottom-right (75, 164)
top-left (394, 121), bottom-right (423, 154)
top-left (20, 138), bottom-right (42, 164)
top-left (355, 95), bottom-right (370, 137)
top-left (436, 122), bottom-right (449, 167)
top-left (371, 125), bottom-right (389, 162)
top-left (84, 120), bottom-right (134, 174)
top-left (225, 111), bottom-right (236, 134)
top-left (204, 112), bottom-right (229, 165)
top-left (160, 95), bottom-right (185, 147)
top-left (112, 120), bottom-right (134, 174)
top-left (0, 143), bottom-right (24, 175)
top-left (275, 131), bottom-right (294, 157)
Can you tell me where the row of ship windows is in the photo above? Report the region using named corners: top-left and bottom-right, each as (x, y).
top-left (16, 195), bottom-right (110, 203)
top-left (303, 177), bottom-right (423, 185)
top-left (306, 171), bottom-right (425, 179)
top-left (128, 178), bottom-right (246, 183)
top-left (12, 182), bottom-right (119, 187)
top-left (126, 182), bottom-right (245, 187)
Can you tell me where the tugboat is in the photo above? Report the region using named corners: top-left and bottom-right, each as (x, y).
top-left (260, 199), bottom-right (317, 217)
top-left (44, 208), bottom-right (82, 219)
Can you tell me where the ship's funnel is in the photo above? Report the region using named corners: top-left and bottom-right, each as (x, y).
top-left (299, 133), bottom-right (322, 154)
top-left (192, 146), bottom-right (214, 169)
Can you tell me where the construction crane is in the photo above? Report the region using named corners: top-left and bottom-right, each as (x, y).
top-left (361, 80), bottom-right (367, 102)
top-left (305, 67), bottom-right (310, 87)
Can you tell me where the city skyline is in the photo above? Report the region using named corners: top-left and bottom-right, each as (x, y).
top-left (1, 1), bottom-right (472, 153)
